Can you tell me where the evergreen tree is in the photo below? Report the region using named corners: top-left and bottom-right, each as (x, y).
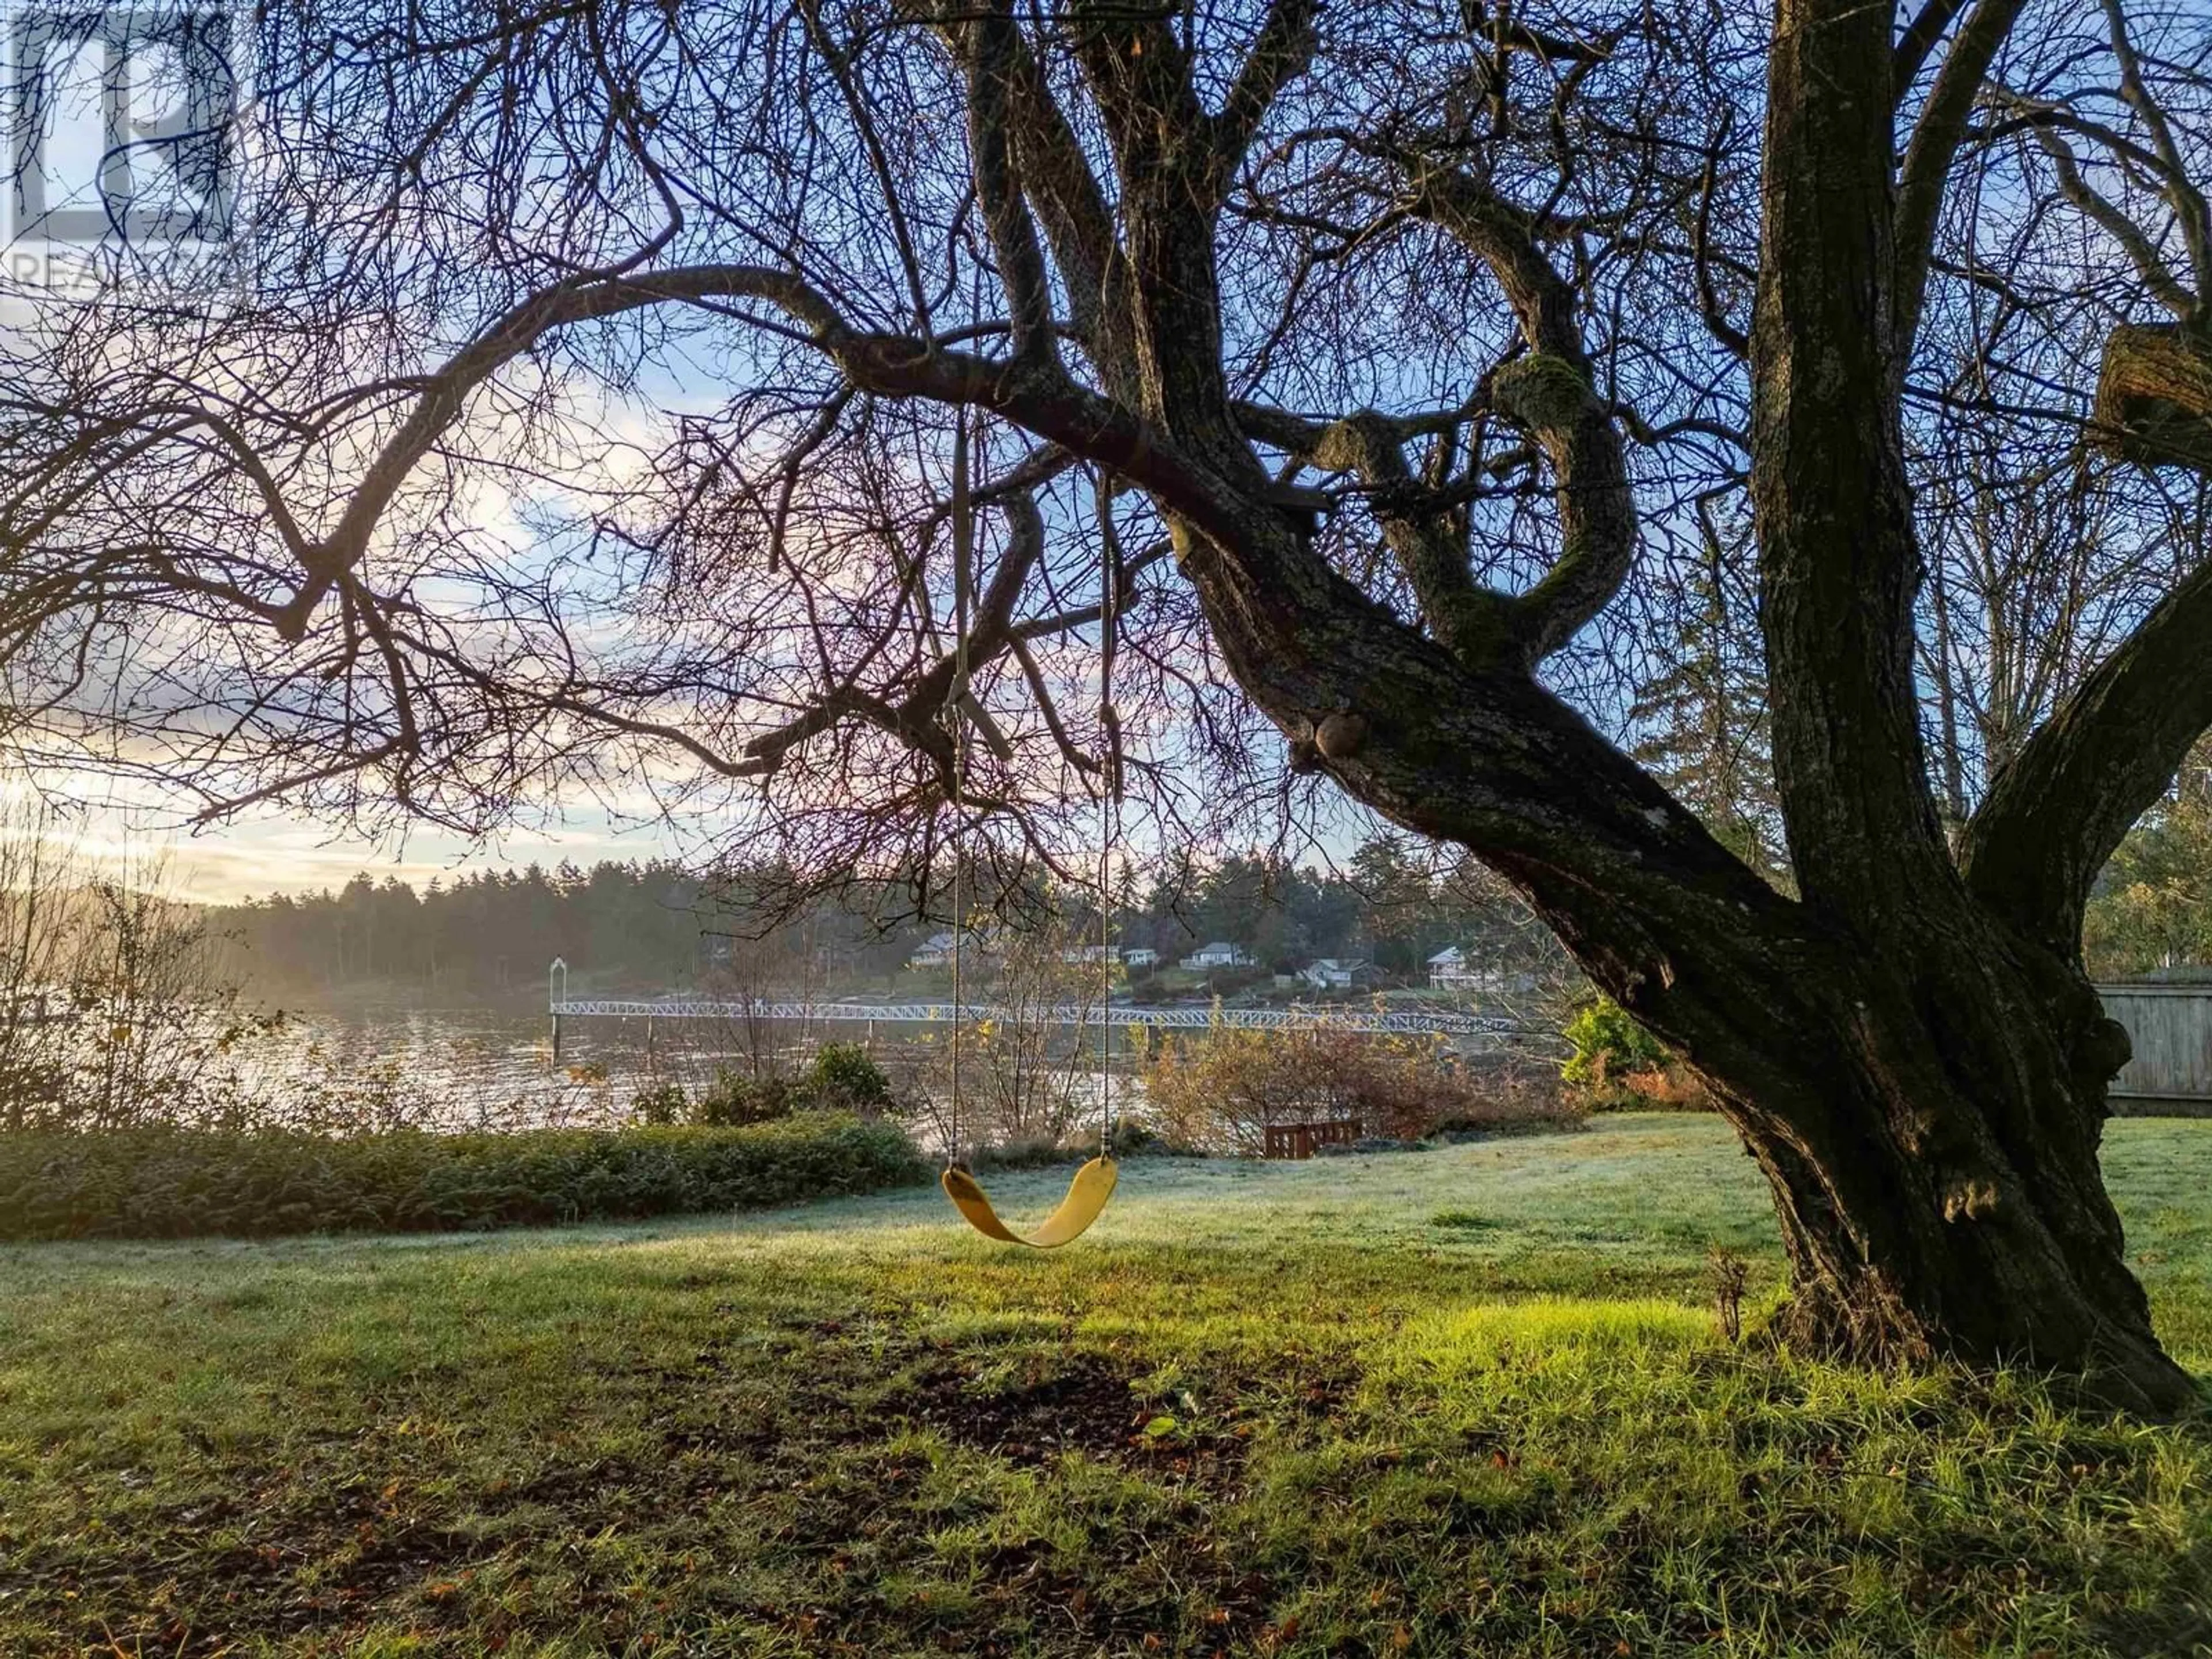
top-left (1629, 507), bottom-right (1788, 887)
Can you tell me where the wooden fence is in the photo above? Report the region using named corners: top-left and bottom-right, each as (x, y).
top-left (2098, 984), bottom-right (2212, 1114)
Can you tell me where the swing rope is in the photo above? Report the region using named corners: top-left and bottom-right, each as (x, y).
top-left (946, 396), bottom-right (972, 1174)
top-left (1096, 465), bottom-right (1123, 1164)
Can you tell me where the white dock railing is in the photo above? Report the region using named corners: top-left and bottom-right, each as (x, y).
top-left (549, 997), bottom-right (1525, 1038)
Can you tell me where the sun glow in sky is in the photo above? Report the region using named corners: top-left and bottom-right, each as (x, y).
top-left (36, 791), bottom-right (682, 905)
top-left (179, 814), bottom-right (682, 904)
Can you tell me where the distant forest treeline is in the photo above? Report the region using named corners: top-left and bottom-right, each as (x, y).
top-left (212, 863), bottom-right (728, 999)
top-left (209, 840), bottom-right (1562, 1002)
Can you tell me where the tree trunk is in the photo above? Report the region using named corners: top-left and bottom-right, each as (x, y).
top-left (1164, 546), bottom-right (2202, 1412)
top-left (1656, 0), bottom-right (2198, 1414)
top-left (1657, 908), bottom-right (2195, 1415)
top-left (1425, 762), bottom-right (2196, 1412)
top-left (1152, 487), bottom-right (2199, 1412)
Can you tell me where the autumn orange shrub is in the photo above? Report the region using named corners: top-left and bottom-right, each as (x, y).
top-left (1141, 1022), bottom-right (1581, 1154)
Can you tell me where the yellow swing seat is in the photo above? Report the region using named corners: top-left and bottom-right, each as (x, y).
top-left (941, 1156), bottom-right (1118, 1248)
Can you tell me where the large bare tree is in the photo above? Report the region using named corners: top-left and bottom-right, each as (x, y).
top-left (5, 0), bottom-right (2211, 1408)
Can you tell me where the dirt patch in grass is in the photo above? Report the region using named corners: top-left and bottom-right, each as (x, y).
top-left (897, 1354), bottom-right (1139, 1464)
top-left (893, 1353), bottom-right (1251, 1483)
top-left (20, 1494), bottom-right (505, 1656)
top-left (961, 1533), bottom-right (1279, 1659)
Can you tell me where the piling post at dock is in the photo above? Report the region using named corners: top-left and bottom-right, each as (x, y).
top-left (548, 958), bottom-right (569, 1067)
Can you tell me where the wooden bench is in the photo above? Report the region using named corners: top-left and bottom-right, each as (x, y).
top-left (1263, 1118), bottom-right (1362, 1160)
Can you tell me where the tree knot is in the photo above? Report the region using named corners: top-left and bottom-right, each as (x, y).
top-left (1940, 1175), bottom-right (2001, 1224)
top-left (2074, 1016), bottom-right (2133, 1089)
top-left (1314, 710), bottom-right (1370, 760)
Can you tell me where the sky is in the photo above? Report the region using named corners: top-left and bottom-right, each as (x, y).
top-left (186, 816), bottom-right (680, 904)
top-left (51, 793), bottom-right (683, 906)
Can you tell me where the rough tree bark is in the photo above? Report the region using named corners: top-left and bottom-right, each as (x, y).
top-left (2096, 323), bottom-right (2212, 471)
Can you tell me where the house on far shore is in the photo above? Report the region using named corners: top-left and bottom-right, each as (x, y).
top-left (1427, 945), bottom-right (1478, 988)
top-left (907, 931), bottom-right (959, 969)
top-left (911, 931), bottom-right (1004, 969)
top-left (1180, 940), bottom-right (1255, 971)
top-left (1300, 957), bottom-right (1378, 991)
top-left (1055, 945), bottom-right (1160, 969)
top-left (1427, 945), bottom-right (1537, 995)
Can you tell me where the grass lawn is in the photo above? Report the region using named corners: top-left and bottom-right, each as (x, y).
top-left (1, 1113), bottom-right (2208, 1657)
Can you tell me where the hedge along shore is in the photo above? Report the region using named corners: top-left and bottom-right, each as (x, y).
top-left (0, 1113), bottom-right (930, 1241)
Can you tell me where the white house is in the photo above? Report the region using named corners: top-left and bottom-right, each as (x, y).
top-left (1059, 944), bottom-right (1165, 969)
top-left (911, 930), bottom-right (1002, 969)
top-left (1180, 940), bottom-right (1255, 971)
top-left (908, 931), bottom-right (960, 969)
top-left (1427, 945), bottom-right (1478, 988)
top-left (1429, 945), bottom-right (1536, 995)
top-left (1300, 957), bottom-right (1377, 991)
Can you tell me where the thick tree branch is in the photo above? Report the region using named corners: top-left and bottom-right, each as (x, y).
top-left (1894, 0), bottom-right (1972, 99)
top-left (996, 28), bottom-right (1133, 384)
top-left (1208, 0), bottom-right (1322, 196)
top-left (1303, 407), bottom-right (1512, 665)
top-left (910, 0), bottom-right (1131, 384)
top-left (1402, 160), bottom-right (1581, 356)
top-left (1755, 0), bottom-right (1953, 913)
top-left (1895, 0), bottom-right (2029, 363)
top-left (963, 5), bottom-right (1058, 363)
top-left (1065, 6), bottom-right (1256, 461)
top-left (1961, 555), bottom-right (2212, 951)
top-left (1490, 354), bottom-right (1641, 660)
top-left (1399, 158), bottom-right (1638, 661)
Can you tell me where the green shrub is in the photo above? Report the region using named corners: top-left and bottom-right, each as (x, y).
top-left (806, 1043), bottom-right (891, 1109)
top-left (683, 1044), bottom-right (896, 1127)
top-left (0, 1114), bottom-right (930, 1241)
top-left (1560, 996), bottom-right (1708, 1109)
top-left (630, 1080), bottom-right (687, 1125)
top-left (688, 1067), bottom-right (802, 1127)
top-left (1560, 995), bottom-right (1668, 1085)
